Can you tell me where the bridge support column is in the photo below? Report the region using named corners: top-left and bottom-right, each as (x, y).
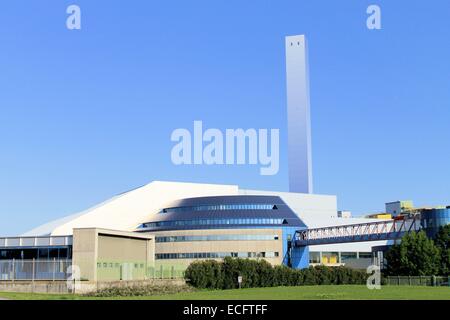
top-left (291, 246), bottom-right (309, 269)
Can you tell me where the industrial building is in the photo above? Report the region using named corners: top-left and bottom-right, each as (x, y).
top-left (1, 34), bottom-right (448, 283)
top-left (0, 181), bottom-right (390, 281)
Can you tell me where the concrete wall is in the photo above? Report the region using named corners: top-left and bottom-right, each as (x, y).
top-left (72, 228), bottom-right (154, 282)
top-left (0, 281), bottom-right (69, 294)
top-left (97, 235), bottom-right (153, 263)
top-left (0, 279), bottom-right (186, 295)
top-left (72, 228), bottom-right (98, 282)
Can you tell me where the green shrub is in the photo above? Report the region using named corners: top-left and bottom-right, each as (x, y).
top-left (85, 284), bottom-right (195, 297)
top-left (184, 258), bottom-right (368, 289)
top-left (184, 260), bottom-right (224, 289)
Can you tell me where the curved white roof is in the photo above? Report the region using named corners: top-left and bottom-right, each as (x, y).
top-left (22, 181), bottom-right (239, 236)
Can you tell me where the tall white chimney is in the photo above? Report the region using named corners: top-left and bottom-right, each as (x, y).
top-left (285, 35), bottom-right (313, 194)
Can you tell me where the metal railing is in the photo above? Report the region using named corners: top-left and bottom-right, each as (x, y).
top-left (386, 276), bottom-right (450, 287)
top-left (293, 215), bottom-right (422, 246)
top-left (0, 259), bottom-right (72, 281)
top-left (96, 261), bottom-right (186, 281)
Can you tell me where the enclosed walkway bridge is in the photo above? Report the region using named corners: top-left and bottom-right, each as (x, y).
top-left (293, 215), bottom-right (422, 247)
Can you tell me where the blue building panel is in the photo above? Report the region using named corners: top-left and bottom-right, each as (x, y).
top-left (421, 207), bottom-right (450, 238)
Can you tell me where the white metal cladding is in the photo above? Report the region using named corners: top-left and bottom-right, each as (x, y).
top-left (0, 236), bottom-right (72, 247)
top-left (21, 181), bottom-right (240, 236)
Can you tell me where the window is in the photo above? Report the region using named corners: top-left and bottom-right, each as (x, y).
top-left (59, 248), bottom-right (69, 259)
top-left (142, 218), bottom-right (285, 229)
top-left (341, 252), bottom-right (357, 262)
top-left (38, 248), bottom-right (49, 259)
top-left (321, 252), bottom-right (339, 264)
top-left (155, 251), bottom-right (281, 260)
top-left (45, 247), bottom-right (57, 259)
top-left (158, 203), bottom-right (278, 214)
top-left (155, 234), bottom-right (279, 242)
top-left (309, 252), bottom-right (320, 263)
top-left (358, 252), bottom-right (372, 259)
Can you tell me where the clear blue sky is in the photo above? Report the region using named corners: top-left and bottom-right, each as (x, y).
top-left (1, 1), bottom-right (449, 236)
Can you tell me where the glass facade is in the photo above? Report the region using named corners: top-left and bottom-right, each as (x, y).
top-left (309, 252), bottom-right (320, 263)
top-left (0, 247), bottom-right (71, 260)
top-left (341, 252), bottom-right (357, 262)
top-left (156, 234), bottom-right (279, 243)
top-left (160, 204), bottom-right (277, 214)
top-left (421, 208), bottom-right (450, 238)
top-left (308, 251), bottom-right (372, 264)
top-left (156, 251), bottom-right (279, 260)
top-left (141, 218), bottom-right (286, 229)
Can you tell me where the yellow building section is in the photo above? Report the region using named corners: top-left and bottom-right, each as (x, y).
top-left (366, 213), bottom-right (392, 219)
top-left (321, 255), bottom-right (338, 264)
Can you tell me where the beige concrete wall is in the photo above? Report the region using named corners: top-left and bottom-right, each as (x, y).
top-left (72, 228), bottom-right (154, 282)
top-left (0, 279), bottom-right (186, 294)
top-left (154, 228), bottom-right (283, 267)
top-left (0, 281), bottom-right (70, 294)
top-left (72, 228), bottom-right (98, 282)
top-left (98, 235), bottom-right (150, 262)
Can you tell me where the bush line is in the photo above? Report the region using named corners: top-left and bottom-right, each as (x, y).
top-left (184, 257), bottom-right (369, 289)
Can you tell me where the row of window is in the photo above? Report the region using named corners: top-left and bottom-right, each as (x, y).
top-left (141, 218), bottom-right (287, 229)
top-left (0, 248), bottom-right (71, 260)
top-left (155, 234), bottom-right (279, 243)
top-left (309, 252), bottom-right (373, 264)
top-left (156, 251), bottom-right (280, 260)
top-left (97, 262), bottom-right (145, 269)
top-left (160, 204), bottom-right (278, 214)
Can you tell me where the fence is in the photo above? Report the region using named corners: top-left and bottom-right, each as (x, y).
top-left (0, 259), bottom-right (72, 281)
top-left (386, 276), bottom-right (450, 287)
top-left (96, 261), bottom-right (186, 281)
top-left (150, 264), bottom-right (185, 279)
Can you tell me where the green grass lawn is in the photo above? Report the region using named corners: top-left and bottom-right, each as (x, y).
top-left (1, 285), bottom-right (449, 300)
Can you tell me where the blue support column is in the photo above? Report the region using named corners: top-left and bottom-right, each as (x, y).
top-left (291, 245), bottom-right (309, 269)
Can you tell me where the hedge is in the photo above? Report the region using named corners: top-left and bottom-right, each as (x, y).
top-left (184, 257), bottom-right (369, 289)
top-left (85, 284), bottom-right (195, 297)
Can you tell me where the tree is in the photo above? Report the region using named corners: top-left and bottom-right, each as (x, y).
top-left (434, 225), bottom-right (450, 275)
top-left (385, 230), bottom-right (440, 276)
